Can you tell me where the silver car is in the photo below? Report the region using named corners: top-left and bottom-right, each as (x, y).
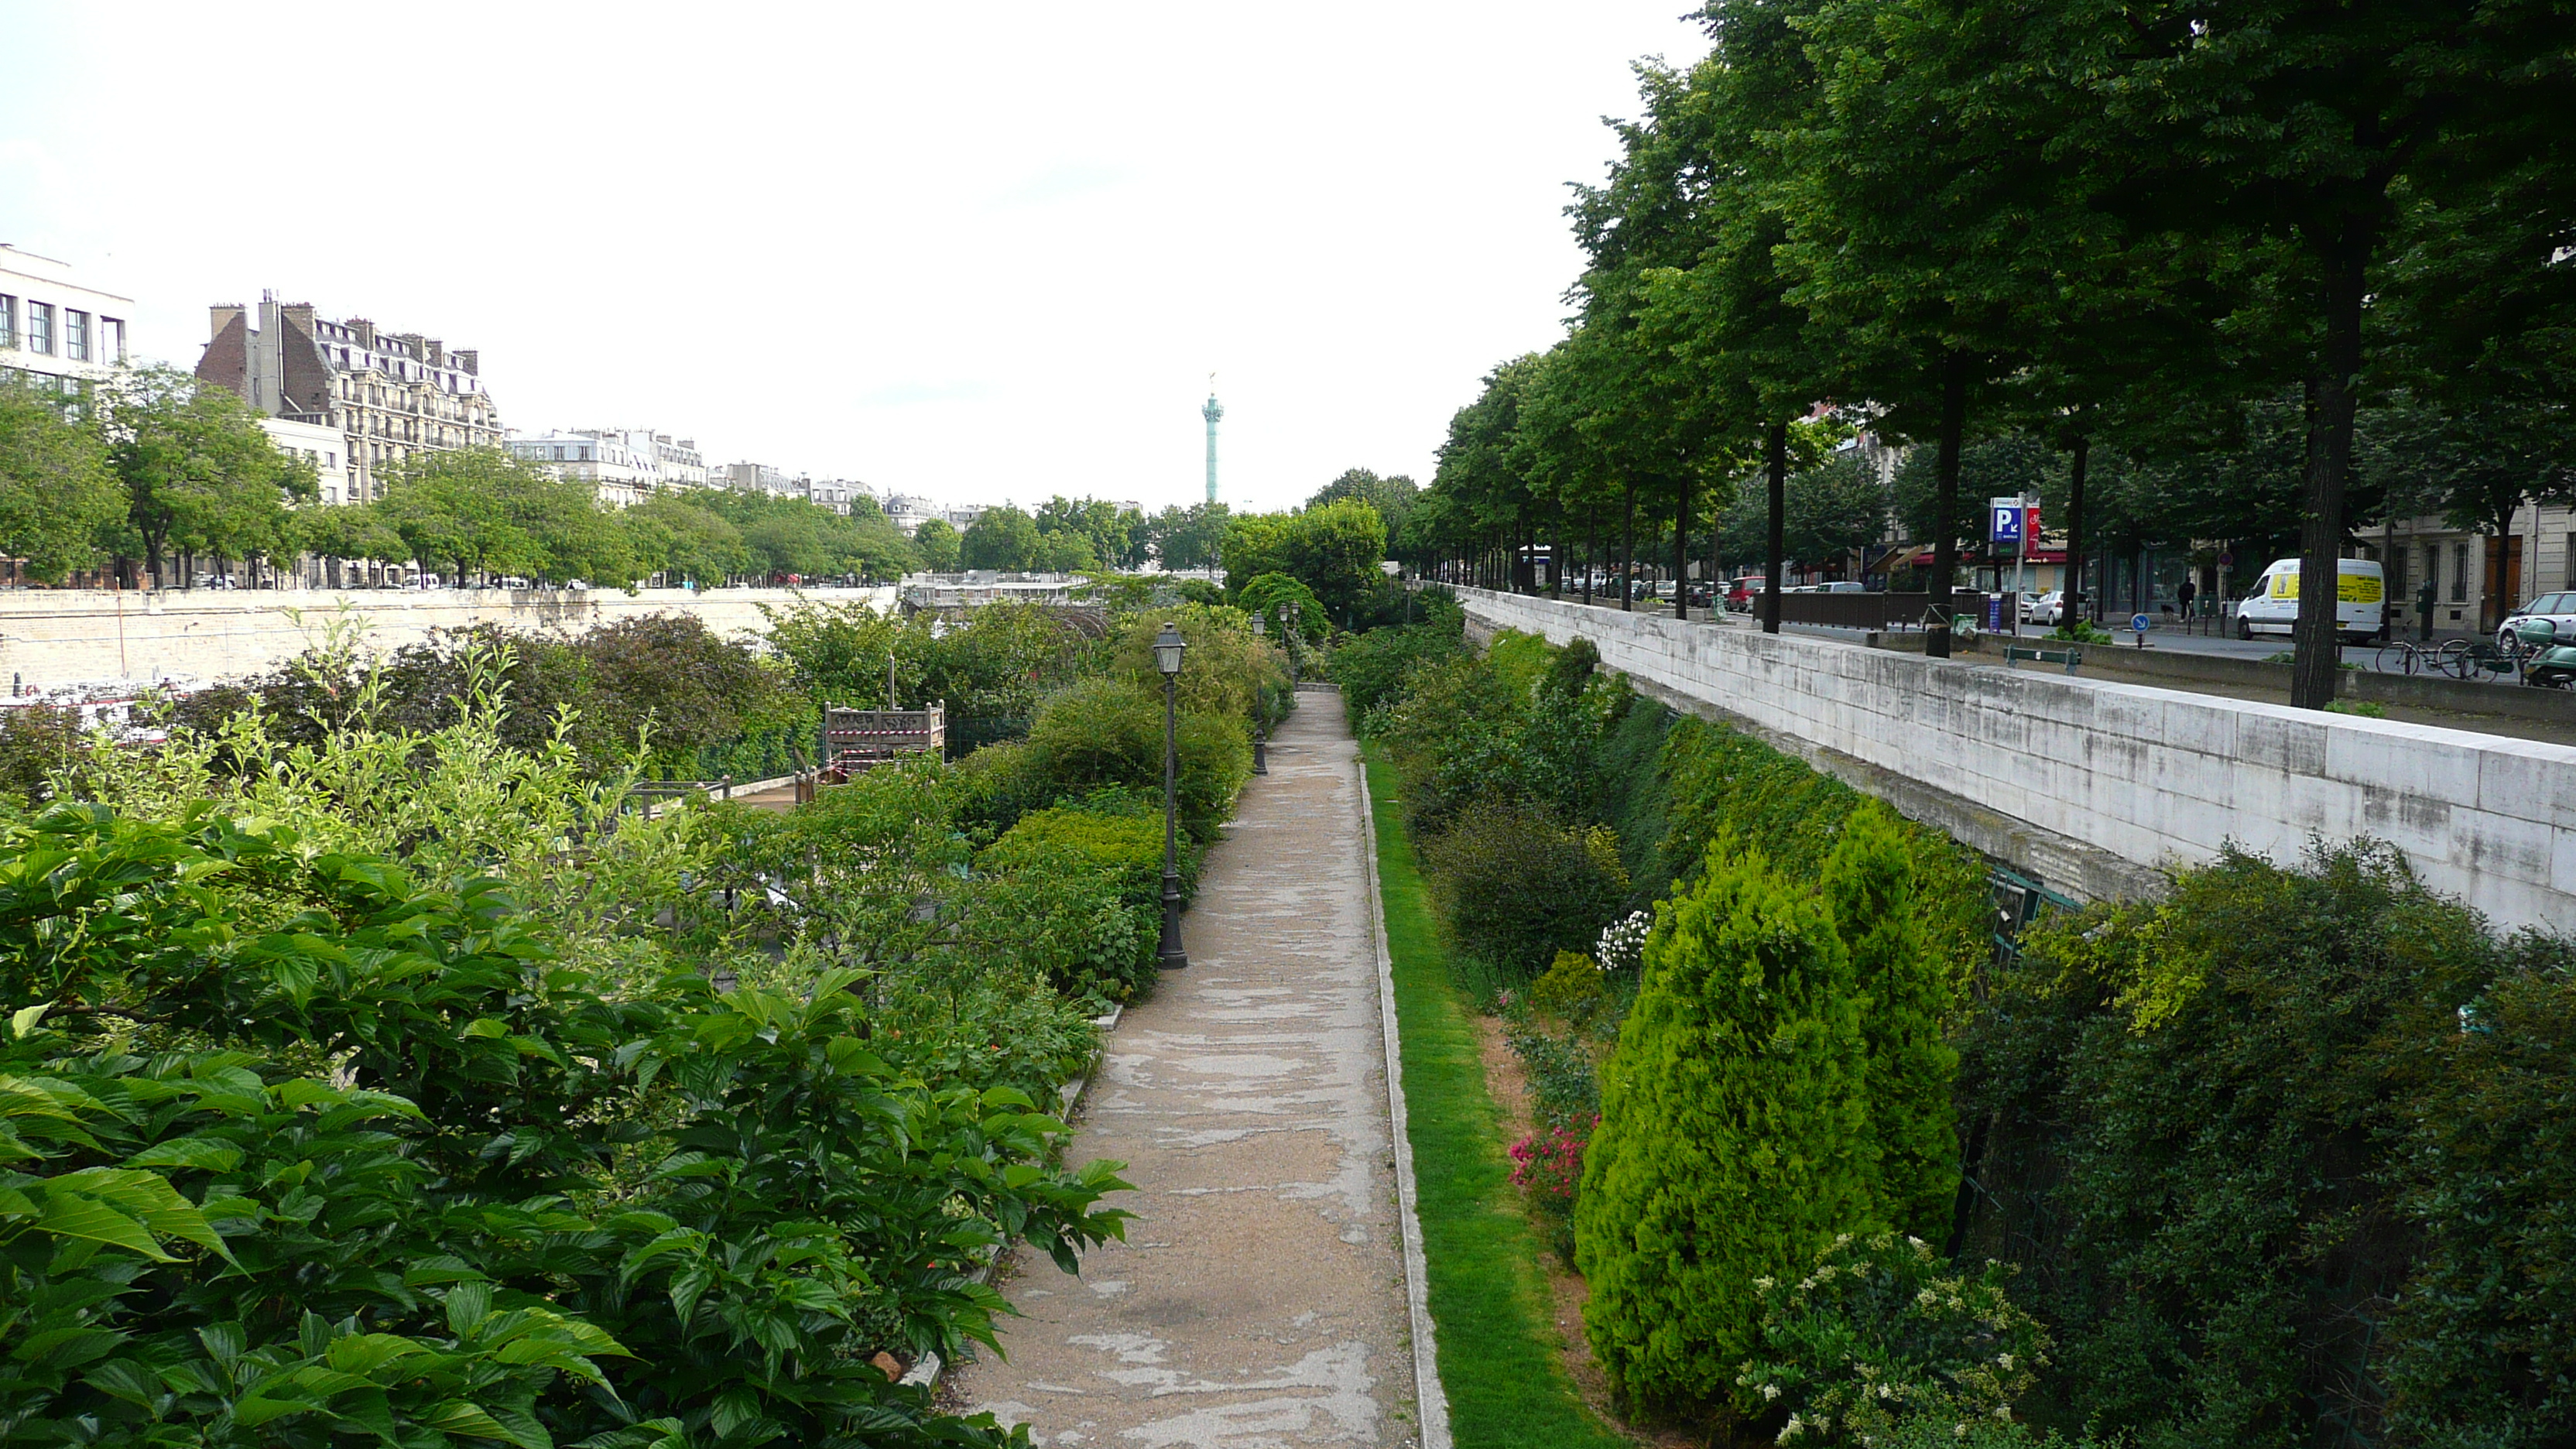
top-left (2498, 592), bottom-right (2576, 653)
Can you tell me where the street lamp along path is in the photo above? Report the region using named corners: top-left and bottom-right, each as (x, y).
top-left (1153, 621), bottom-right (1190, 970)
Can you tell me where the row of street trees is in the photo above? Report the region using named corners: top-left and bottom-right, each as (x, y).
top-left (1404, 0), bottom-right (2575, 707)
top-left (0, 365), bottom-right (928, 588)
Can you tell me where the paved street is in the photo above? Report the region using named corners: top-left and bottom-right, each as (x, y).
top-left (950, 690), bottom-right (1424, 1449)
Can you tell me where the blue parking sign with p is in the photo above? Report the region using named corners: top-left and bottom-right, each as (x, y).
top-left (1990, 505), bottom-right (2023, 544)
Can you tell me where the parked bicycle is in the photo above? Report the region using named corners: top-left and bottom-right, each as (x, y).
top-left (2375, 639), bottom-right (2481, 678)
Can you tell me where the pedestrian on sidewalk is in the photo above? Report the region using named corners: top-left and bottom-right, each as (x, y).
top-left (2177, 577), bottom-right (2197, 630)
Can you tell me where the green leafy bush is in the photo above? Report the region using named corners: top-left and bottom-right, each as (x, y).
top-left (168, 614), bottom-right (807, 780)
top-left (1734, 1233), bottom-right (2047, 1446)
top-left (1577, 844), bottom-right (1877, 1415)
top-left (978, 806), bottom-right (1201, 1005)
top-left (1419, 807), bottom-right (1628, 981)
top-left (1327, 620), bottom-right (1464, 721)
top-left (0, 702), bottom-right (82, 805)
top-left (1951, 841), bottom-right (2554, 1449)
top-left (0, 807), bottom-right (1131, 1448)
top-left (1107, 602), bottom-right (1291, 731)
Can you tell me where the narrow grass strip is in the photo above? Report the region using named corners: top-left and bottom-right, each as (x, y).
top-left (1362, 743), bottom-right (1634, 1449)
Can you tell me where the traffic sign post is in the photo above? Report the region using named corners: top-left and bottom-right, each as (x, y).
top-left (1990, 497), bottom-right (2040, 640)
top-left (2131, 611), bottom-right (2151, 648)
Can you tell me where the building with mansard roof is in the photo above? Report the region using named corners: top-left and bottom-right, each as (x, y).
top-left (194, 296), bottom-right (502, 502)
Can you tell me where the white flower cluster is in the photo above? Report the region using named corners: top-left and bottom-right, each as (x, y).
top-left (1596, 909), bottom-right (1652, 973)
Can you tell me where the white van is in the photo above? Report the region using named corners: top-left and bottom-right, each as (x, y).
top-left (2235, 557), bottom-right (2386, 642)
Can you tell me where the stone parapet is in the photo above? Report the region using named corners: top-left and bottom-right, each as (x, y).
top-left (0, 586), bottom-right (894, 691)
top-left (1460, 589), bottom-right (2576, 933)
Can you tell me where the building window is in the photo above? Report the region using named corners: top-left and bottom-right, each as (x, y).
top-left (103, 318), bottom-right (125, 362)
top-left (0, 296), bottom-right (14, 348)
top-left (63, 310), bottom-right (87, 361)
top-left (26, 303), bottom-right (52, 355)
top-left (2451, 542), bottom-right (2470, 602)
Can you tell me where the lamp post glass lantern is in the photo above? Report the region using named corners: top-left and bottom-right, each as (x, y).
top-left (1153, 622), bottom-right (1189, 969)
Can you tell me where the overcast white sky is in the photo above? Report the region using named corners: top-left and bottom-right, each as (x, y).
top-left (1, 3), bottom-right (1707, 515)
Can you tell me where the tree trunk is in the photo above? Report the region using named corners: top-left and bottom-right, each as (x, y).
top-left (1928, 354), bottom-right (1968, 659)
top-left (1583, 526), bottom-right (1595, 605)
top-left (2065, 433), bottom-right (2089, 633)
top-left (2292, 235), bottom-right (2369, 710)
top-left (1762, 421), bottom-right (1787, 635)
top-left (1673, 469), bottom-right (1691, 620)
top-left (1621, 485), bottom-right (1636, 612)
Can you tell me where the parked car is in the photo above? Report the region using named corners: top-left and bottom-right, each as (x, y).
top-left (2498, 592), bottom-right (2576, 654)
top-left (1725, 576), bottom-right (1767, 611)
top-left (2020, 591), bottom-right (2068, 626)
top-left (1818, 581), bottom-right (1866, 594)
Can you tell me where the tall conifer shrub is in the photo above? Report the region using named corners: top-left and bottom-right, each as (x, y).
top-left (1574, 842), bottom-right (1879, 1413)
top-left (1822, 801), bottom-right (1961, 1238)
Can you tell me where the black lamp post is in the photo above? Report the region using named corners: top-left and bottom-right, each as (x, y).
top-left (1153, 621), bottom-right (1189, 971)
top-left (1248, 612), bottom-right (1269, 775)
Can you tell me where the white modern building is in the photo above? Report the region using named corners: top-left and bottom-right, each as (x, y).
top-left (261, 418), bottom-right (351, 507)
top-left (0, 245), bottom-right (132, 392)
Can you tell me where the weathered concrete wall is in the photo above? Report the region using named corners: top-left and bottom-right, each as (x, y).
top-left (0, 586), bottom-right (896, 690)
top-left (1461, 589), bottom-right (2576, 933)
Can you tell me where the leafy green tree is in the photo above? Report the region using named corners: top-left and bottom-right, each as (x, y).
top-left (96, 365), bottom-right (315, 585)
top-left (1576, 842), bottom-right (1877, 1415)
top-left (375, 447), bottom-right (628, 586)
top-left (1038, 528), bottom-right (1098, 574)
top-left (1146, 502), bottom-right (1231, 572)
top-left (622, 493), bottom-right (748, 585)
top-left (913, 517), bottom-right (963, 572)
top-left (0, 375), bottom-right (120, 581)
top-left (1726, 450), bottom-right (1887, 574)
top-left (2355, 392), bottom-right (2576, 542)
top-left (1307, 468), bottom-right (1421, 546)
top-left (1221, 498), bottom-right (1387, 624)
top-left (1038, 495), bottom-right (1142, 569)
top-left (291, 499), bottom-right (408, 574)
top-left (961, 505), bottom-right (1042, 570)
top-left (1577, 16), bottom-right (1840, 631)
top-left (2058, 0), bottom-right (2574, 706)
top-left (1771, 0), bottom-right (2109, 649)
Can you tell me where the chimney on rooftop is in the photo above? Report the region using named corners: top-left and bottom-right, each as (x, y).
top-left (208, 304), bottom-right (245, 341)
top-left (349, 319), bottom-right (376, 348)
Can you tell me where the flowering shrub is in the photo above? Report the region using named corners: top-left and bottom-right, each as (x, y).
top-left (1733, 1233), bottom-right (2047, 1446)
top-left (1509, 1121), bottom-right (1591, 1206)
top-left (1597, 909), bottom-right (1652, 973)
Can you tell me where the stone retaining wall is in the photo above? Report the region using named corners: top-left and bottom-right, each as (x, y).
top-left (1461, 589), bottom-right (2576, 933)
top-left (0, 586), bottom-right (895, 690)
